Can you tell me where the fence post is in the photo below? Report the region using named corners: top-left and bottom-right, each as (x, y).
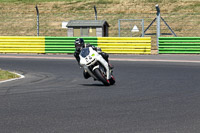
top-left (35, 5), bottom-right (39, 36)
top-left (94, 6), bottom-right (97, 20)
top-left (156, 4), bottom-right (160, 52)
top-left (142, 19), bottom-right (144, 37)
top-left (118, 20), bottom-right (120, 37)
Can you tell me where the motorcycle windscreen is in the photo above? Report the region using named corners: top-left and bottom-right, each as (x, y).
top-left (80, 48), bottom-right (90, 58)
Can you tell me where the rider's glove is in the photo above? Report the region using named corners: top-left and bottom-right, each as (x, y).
top-left (96, 47), bottom-right (102, 53)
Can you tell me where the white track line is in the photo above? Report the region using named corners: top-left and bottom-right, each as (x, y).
top-left (110, 58), bottom-right (200, 63)
top-left (0, 72), bottom-right (25, 84)
top-left (0, 55), bottom-right (75, 60)
top-left (1, 55), bottom-right (200, 63)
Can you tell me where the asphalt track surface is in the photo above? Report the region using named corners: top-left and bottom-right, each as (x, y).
top-left (1, 54), bottom-right (200, 133)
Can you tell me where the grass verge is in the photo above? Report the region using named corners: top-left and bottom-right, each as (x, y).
top-left (0, 69), bottom-right (19, 81)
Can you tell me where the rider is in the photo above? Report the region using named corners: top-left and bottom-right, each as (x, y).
top-left (74, 38), bottom-right (113, 79)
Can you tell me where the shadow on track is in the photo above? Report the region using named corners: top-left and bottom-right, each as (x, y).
top-left (80, 83), bottom-right (105, 87)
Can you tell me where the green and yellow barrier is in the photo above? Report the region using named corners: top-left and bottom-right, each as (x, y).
top-left (0, 36), bottom-right (151, 54)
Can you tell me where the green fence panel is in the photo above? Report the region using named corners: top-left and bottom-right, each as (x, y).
top-left (45, 37), bottom-right (97, 53)
top-left (159, 37), bottom-right (200, 40)
top-left (159, 37), bottom-right (200, 54)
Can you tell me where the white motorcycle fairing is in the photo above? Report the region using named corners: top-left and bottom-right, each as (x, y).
top-left (79, 47), bottom-right (111, 80)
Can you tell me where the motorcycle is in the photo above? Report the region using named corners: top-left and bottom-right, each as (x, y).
top-left (79, 47), bottom-right (115, 86)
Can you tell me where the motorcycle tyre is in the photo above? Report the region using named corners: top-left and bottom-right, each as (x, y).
top-left (94, 68), bottom-right (110, 86)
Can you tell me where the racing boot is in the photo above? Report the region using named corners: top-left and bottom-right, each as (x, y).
top-left (83, 70), bottom-right (90, 79)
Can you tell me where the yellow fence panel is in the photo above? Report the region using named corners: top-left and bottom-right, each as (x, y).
top-left (0, 36), bottom-right (45, 53)
top-left (98, 37), bottom-right (151, 40)
top-left (97, 37), bottom-right (151, 54)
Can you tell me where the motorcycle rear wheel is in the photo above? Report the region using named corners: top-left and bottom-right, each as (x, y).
top-left (94, 68), bottom-right (110, 86)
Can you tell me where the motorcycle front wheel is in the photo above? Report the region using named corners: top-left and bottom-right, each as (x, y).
top-left (94, 68), bottom-right (110, 86)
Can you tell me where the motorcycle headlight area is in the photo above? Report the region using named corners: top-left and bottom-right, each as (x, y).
top-left (86, 58), bottom-right (96, 66)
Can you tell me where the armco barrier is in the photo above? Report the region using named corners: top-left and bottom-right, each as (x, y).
top-left (159, 37), bottom-right (200, 54)
top-left (45, 37), bottom-right (97, 53)
top-left (0, 36), bottom-right (45, 53)
top-left (98, 37), bottom-right (151, 54)
top-left (0, 36), bottom-right (151, 54)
